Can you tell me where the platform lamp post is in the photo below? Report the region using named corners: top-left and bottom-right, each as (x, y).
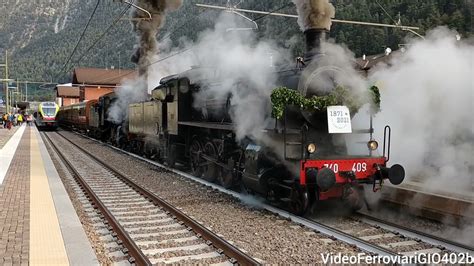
top-left (16, 79), bottom-right (21, 103)
top-left (25, 81), bottom-right (28, 102)
top-left (0, 50), bottom-right (10, 113)
top-left (9, 86), bottom-right (18, 112)
top-left (0, 79), bottom-right (14, 113)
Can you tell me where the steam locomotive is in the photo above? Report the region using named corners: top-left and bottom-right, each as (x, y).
top-left (58, 29), bottom-right (405, 214)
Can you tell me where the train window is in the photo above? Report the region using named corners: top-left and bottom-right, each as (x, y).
top-left (164, 92), bottom-right (174, 102)
top-left (43, 108), bottom-right (56, 116)
top-left (169, 80), bottom-right (178, 96)
top-left (179, 79), bottom-right (189, 94)
top-left (165, 80), bottom-right (178, 102)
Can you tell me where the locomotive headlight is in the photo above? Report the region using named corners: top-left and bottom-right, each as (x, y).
top-left (367, 140), bottom-right (379, 150)
top-left (307, 143), bottom-right (317, 154)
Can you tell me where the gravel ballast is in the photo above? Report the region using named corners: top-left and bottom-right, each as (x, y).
top-left (43, 133), bottom-right (128, 265)
top-left (59, 131), bottom-right (361, 263)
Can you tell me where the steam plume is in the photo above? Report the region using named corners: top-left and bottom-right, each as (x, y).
top-left (147, 13), bottom-right (288, 141)
top-left (131, 0), bottom-right (182, 74)
top-left (371, 27), bottom-right (474, 193)
top-left (292, 0), bottom-right (335, 31)
top-left (108, 77), bottom-right (148, 124)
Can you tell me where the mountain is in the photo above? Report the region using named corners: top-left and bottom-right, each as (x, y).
top-left (0, 0), bottom-right (471, 85)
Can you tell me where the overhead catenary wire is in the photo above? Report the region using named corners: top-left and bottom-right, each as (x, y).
top-left (66, 3), bottom-right (132, 73)
top-left (375, 0), bottom-right (398, 25)
top-left (96, 1), bottom-right (421, 86)
top-left (96, 8), bottom-right (209, 84)
top-left (195, 3), bottom-right (419, 30)
top-left (252, 2), bottom-right (293, 22)
top-left (59, 0), bottom-right (101, 76)
top-left (58, 1), bottom-right (196, 85)
top-left (158, 8), bottom-right (206, 42)
top-left (93, 2), bottom-right (309, 85)
top-left (94, 47), bottom-right (192, 84)
top-left (95, 3), bottom-right (279, 85)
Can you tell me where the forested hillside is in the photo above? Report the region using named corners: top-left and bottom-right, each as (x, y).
top-left (0, 0), bottom-right (471, 84)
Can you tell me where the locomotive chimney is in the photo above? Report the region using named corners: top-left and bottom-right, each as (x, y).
top-left (292, 0), bottom-right (335, 63)
top-left (304, 28), bottom-right (327, 62)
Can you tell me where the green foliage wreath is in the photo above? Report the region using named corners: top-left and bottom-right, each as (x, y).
top-left (270, 86), bottom-right (381, 119)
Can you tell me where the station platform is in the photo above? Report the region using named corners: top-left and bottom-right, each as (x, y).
top-left (0, 125), bottom-right (98, 265)
top-left (382, 180), bottom-right (474, 221)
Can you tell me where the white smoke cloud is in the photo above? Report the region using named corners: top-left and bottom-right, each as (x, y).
top-left (108, 77), bottom-right (148, 124)
top-left (370, 27), bottom-right (474, 193)
top-left (147, 12), bottom-right (291, 141)
top-left (292, 0), bottom-right (335, 31)
top-left (109, 0), bottom-right (183, 124)
top-left (301, 41), bottom-right (368, 95)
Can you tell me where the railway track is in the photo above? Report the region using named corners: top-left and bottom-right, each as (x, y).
top-left (355, 212), bottom-right (474, 255)
top-left (314, 213), bottom-right (474, 257)
top-left (59, 130), bottom-right (474, 260)
top-left (42, 131), bottom-right (259, 265)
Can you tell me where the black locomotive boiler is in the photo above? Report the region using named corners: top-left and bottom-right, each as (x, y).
top-left (58, 27), bottom-right (405, 214)
top-left (116, 28), bottom-right (405, 214)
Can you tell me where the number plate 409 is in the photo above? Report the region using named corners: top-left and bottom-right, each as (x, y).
top-left (323, 162), bottom-right (367, 173)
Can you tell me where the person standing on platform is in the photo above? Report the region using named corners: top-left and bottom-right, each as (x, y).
top-left (27, 114), bottom-right (33, 126)
top-left (17, 113), bottom-right (23, 125)
top-left (7, 113), bottom-right (13, 130)
top-left (2, 113), bottom-right (7, 128)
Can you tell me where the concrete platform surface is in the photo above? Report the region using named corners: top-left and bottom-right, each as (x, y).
top-left (0, 125), bottom-right (25, 184)
top-left (0, 126), bottom-right (19, 149)
top-left (0, 126), bottom-right (98, 265)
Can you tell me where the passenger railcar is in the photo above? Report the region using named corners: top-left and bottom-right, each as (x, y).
top-left (35, 102), bottom-right (59, 130)
top-left (57, 100), bottom-right (97, 131)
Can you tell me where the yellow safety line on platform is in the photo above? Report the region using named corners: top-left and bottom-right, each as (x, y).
top-left (29, 129), bottom-right (69, 265)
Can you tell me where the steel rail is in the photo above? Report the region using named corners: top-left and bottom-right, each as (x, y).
top-left (55, 131), bottom-right (260, 266)
top-left (65, 130), bottom-right (474, 259)
top-left (356, 212), bottom-right (474, 256)
top-left (68, 131), bottom-right (401, 257)
top-left (41, 132), bottom-right (151, 265)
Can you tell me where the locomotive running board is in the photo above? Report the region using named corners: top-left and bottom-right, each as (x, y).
top-left (178, 121), bottom-right (234, 131)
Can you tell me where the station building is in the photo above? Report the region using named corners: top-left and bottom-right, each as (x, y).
top-left (56, 67), bottom-right (136, 107)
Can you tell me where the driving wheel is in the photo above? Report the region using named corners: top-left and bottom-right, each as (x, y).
top-left (189, 139), bottom-right (203, 177)
top-left (218, 159), bottom-right (235, 189)
top-left (202, 142), bottom-right (218, 182)
top-left (289, 184), bottom-right (309, 215)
